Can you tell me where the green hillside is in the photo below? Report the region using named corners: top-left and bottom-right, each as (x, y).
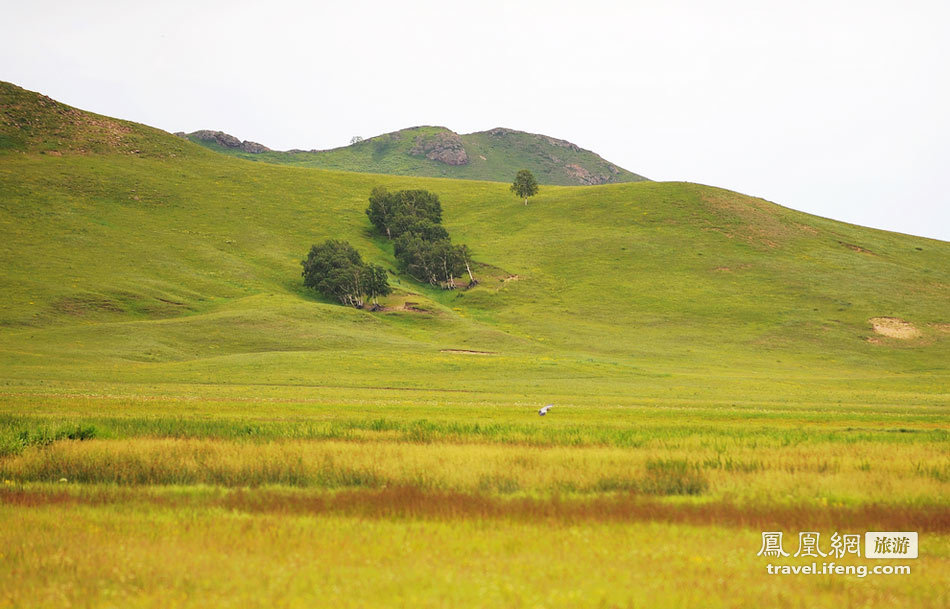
top-left (182, 125), bottom-right (649, 186)
top-left (1, 81), bottom-right (948, 404)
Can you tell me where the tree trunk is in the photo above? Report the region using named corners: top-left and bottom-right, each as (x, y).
top-left (441, 258), bottom-right (455, 289)
top-left (524, 197), bottom-right (528, 205)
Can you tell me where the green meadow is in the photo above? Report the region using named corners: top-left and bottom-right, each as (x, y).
top-left (0, 81), bottom-right (948, 607)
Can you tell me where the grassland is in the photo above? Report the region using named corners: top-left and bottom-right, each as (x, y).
top-left (1, 391), bottom-right (948, 608)
top-left (186, 125), bottom-right (649, 185)
top-left (1, 81), bottom-right (948, 607)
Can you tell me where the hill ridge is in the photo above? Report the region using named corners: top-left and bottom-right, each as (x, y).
top-left (182, 123), bottom-right (648, 186)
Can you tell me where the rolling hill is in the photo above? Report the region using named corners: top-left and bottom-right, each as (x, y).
top-left (180, 125), bottom-right (649, 186)
top-left (0, 80), bottom-right (948, 405)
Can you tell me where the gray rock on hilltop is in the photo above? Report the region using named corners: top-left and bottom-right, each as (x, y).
top-left (409, 131), bottom-right (469, 166)
top-left (185, 130), bottom-right (271, 154)
top-left (564, 163), bottom-right (610, 185)
top-left (239, 140), bottom-right (270, 154)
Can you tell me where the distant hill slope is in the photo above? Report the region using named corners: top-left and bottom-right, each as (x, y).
top-left (180, 125), bottom-right (649, 186)
top-left (1, 81), bottom-right (948, 401)
top-left (0, 82), bottom-right (194, 158)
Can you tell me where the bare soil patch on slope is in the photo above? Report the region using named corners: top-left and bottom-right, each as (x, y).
top-left (869, 317), bottom-right (921, 340)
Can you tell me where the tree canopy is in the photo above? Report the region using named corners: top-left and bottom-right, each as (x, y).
top-left (366, 188), bottom-right (475, 288)
top-left (511, 169), bottom-right (539, 205)
top-left (366, 187), bottom-right (442, 239)
top-left (301, 239), bottom-right (391, 308)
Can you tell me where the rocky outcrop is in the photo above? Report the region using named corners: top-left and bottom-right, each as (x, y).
top-left (487, 127), bottom-right (581, 152)
top-left (409, 131), bottom-right (468, 166)
top-left (562, 164), bottom-right (622, 185)
top-left (239, 140), bottom-right (270, 154)
top-left (485, 127), bottom-right (628, 185)
top-left (185, 130), bottom-right (271, 154)
top-left (564, 163), bottom-right (612, 185)
top-left (541, 134), bottom-right (581, 152)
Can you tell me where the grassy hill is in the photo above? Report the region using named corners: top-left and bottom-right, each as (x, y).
top-left (1, 81), bottom-right (948, 403)
top-left (182, 125), bottom-right (649, 186)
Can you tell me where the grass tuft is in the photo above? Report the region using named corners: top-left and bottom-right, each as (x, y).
top-left (639, 459), bottom-right (709, 496)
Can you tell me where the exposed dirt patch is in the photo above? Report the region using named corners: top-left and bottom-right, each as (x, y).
top-left (929, 323), bottom-right (950, 334)
top-left (712, 264), bottom-right (751, 273)
top-left (703, 227), bottom-right (735, 239)
top-left (501, 275), bottom-right (522, 283)
top-left (839, 241), bottom-right (875, 255)
top-left (440, 349), bottom-right (498, 355)
top-left (55, 295), bottom-right (124, 316)
top-left (377, 301), bottom-right (431, 314)
top-left (401, 301), bottom-right (428, 313)
top-left (869, 317), bottom-right (921, 340)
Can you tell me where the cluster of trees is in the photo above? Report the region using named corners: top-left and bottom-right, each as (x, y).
top-left (366, 187), bottom-right (475, 288)
top-left (301, 239), bottom-right (391, 308)
top-left (303, 171), bottom-right (537, 308)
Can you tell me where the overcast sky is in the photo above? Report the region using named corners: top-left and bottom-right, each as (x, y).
top-left (3, 0), bottom-right (948, 241)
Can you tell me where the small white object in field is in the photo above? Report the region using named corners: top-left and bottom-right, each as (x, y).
top-left (538, 404), bottom-right (553, 416)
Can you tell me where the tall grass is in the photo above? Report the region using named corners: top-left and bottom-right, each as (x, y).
top-left (2, 437), bottom-right (946, 505)
top-left (2, 410), bottom-right (946, 451)
top-left (639, 459), bottom-right (709, 495)
top-left (0, 422), bottom-right (96, 457)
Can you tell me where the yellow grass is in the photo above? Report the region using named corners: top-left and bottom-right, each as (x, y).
top-left (1, 438), bottom-right (946, 505)
top-left (2, 501), bottom-right (947, 609)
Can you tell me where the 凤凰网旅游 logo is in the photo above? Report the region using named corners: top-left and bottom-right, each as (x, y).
top-left (757, 531), bottom-right (917, 559)
top-left (757, 530), bottom-right (916, 578)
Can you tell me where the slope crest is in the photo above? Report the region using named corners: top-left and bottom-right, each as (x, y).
top-left (0, 81), bottom-right (193, 158)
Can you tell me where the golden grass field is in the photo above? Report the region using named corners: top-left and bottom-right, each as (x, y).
top-left (1, 384), bottom-right (947, 608)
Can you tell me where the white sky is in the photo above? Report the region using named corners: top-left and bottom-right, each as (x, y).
top-left (3, 0), bottom-right (949, 241)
